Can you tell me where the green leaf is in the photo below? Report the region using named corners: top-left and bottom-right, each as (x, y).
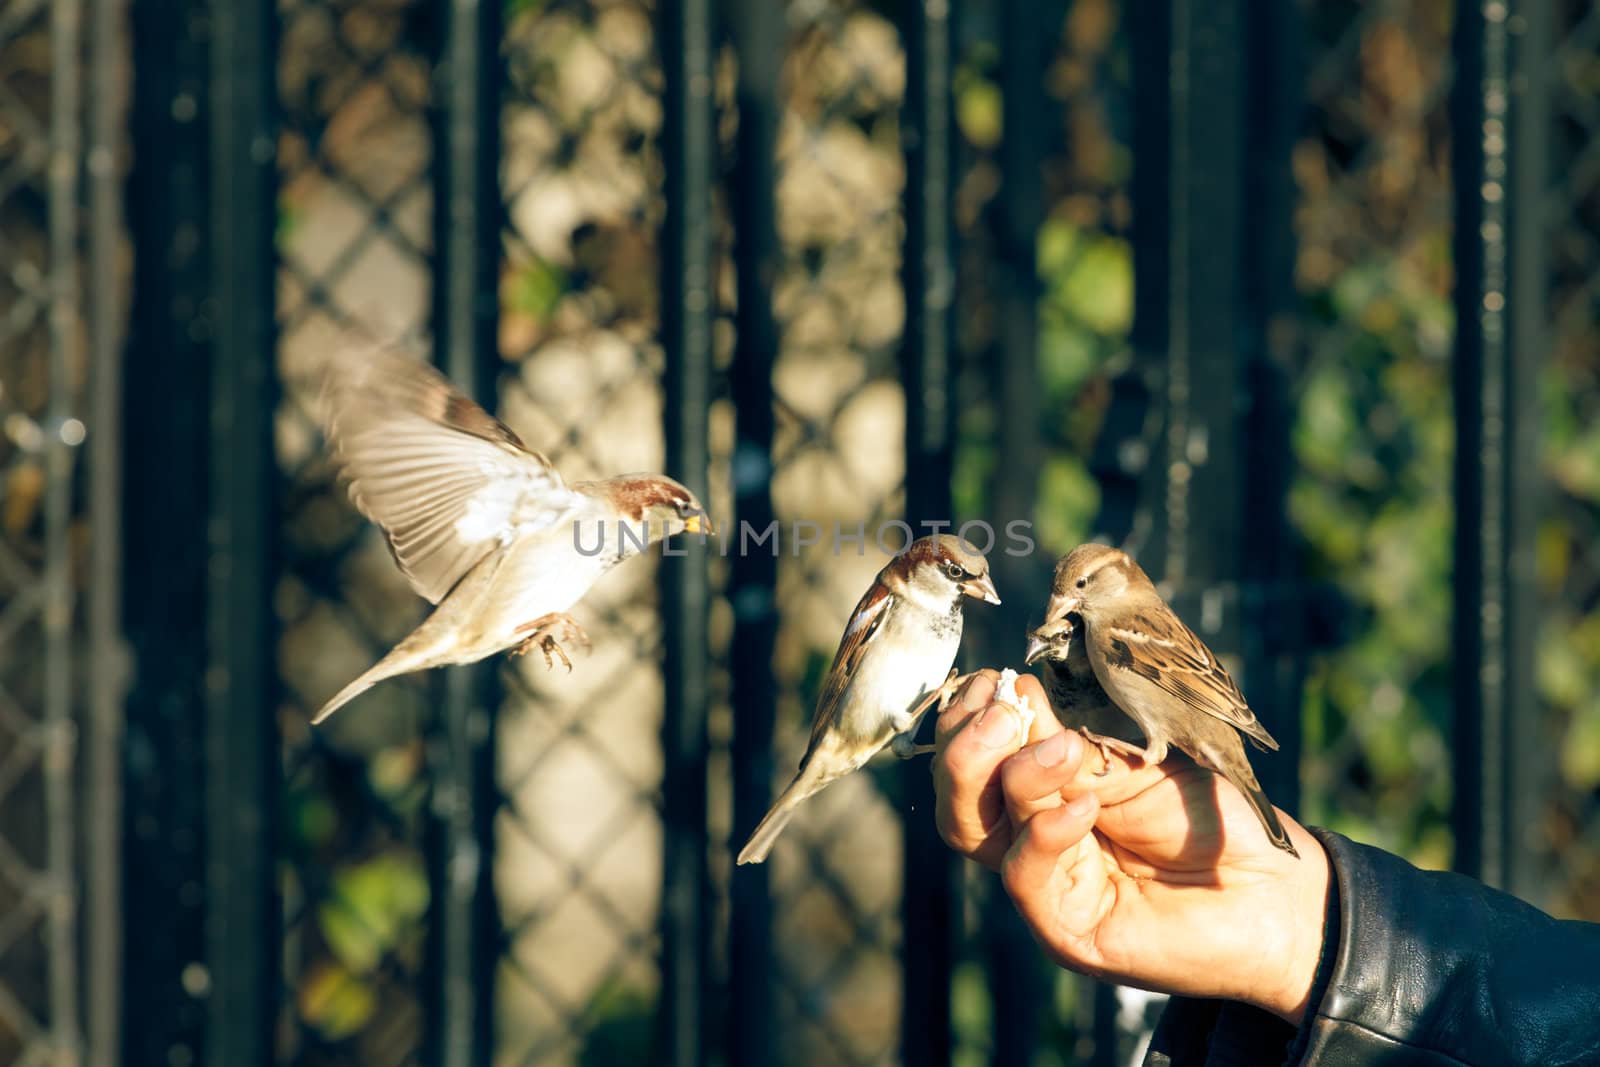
top-left (318, 852), bottom-right (430, 975)
top-left (506, 257), bottom-right (568, 322)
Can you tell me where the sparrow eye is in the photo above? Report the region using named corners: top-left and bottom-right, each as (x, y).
top-left (945, 562), bottom-right (965, 581)
top-left (1075, 577), bottom-right (1088, 589)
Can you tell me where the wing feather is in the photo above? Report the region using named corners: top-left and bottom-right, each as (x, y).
top-left (322, 347), bottom-right (581, 604)
top-left (800, 582), bottom-right (894, 767)
top-left (1104, 614), bottom-right (1279, 751)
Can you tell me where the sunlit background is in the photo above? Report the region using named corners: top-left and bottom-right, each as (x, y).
top-left (1, 0), bottom-right (1597, 1065)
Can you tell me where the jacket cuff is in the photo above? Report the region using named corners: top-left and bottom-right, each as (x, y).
top-left (1294, 827), bottom-right (1600, 1065)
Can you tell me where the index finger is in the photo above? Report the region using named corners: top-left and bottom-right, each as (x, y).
top-left (932, 672), bottom-right (1032, 869)
top-left (935, 671), bottom-right (997, 744)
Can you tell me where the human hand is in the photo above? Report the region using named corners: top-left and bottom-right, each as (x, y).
top-left (932, 670), bottom-right (1330, 1023)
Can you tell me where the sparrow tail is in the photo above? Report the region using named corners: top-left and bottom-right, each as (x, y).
top-left (737, 770), bottom-right (826, 865)
top-left (312, 647), bottom-right (435, 725)
top-left (1227, 768), bottom-right (1298, 858)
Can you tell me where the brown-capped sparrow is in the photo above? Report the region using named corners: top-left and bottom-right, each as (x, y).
top-left (312, 345), bottom-right (709, 724)
top-left (736, 536), bottom-right (1000, 865)
top-left (1042, 543), bottom-right (1298, 857)
top-left (1023, 615), bottom-right (1146, 771)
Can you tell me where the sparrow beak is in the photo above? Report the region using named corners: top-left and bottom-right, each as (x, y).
top-left (961, 574), bottom-right (1001, 605)
top-left (1045, 592), bottom-right (1080, 623)
top-left (683, 512), bottom-right (714, 536)
top-left (1023, 634), bottom-right (1049, 665)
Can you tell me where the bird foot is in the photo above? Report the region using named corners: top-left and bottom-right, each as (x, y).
top-left (891, 736), bottom-right (937, 759)
top-left (890, 669), bottom-right (967, 759)
top-left (510, 613), bottom-right (590, 673)
top-left (1079, 727), bottom-right (1147, 777)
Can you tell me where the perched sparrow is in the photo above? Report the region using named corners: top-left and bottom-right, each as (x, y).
top-left (1023, 615), bottom-right (1145, 773)
top-left (312, 346), bottom-right (709, 724)
top-left (736, 536), bottom-right (1000, 865)
top-left (1043, 544), bottom-right (1298, 857)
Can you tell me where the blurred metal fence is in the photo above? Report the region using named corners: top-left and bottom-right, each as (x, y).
top-left (1, 0), bottom-right (1598, 1065)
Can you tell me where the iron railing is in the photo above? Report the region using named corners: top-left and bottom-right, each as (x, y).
top-left (0, 0), bottom-right (1596, 1065)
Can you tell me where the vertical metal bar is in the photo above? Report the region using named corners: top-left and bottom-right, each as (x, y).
top-left (727, 1), bottom-right (782, 1061)
top-left (657, 0), bottom-right (716, 1062)
top-left (206, 0), bottom-right (280, 1061)
top-left (121, 2), bottom-right (211, 1061)
top-left (900, 1), bottom-right (956, 1064)
top-left (1120, 0), bottom-right (1302, 1056)
top-left (46, 0), bottom-right (85, 1061)
top-left (86, 0), bottom-right (129, 1062)
top-left (1133, 0), bottom-right (1256, 725)
top-left (983, 0), bottom-right (1052, 1060)
top-left (1450, 0), bottom-right (1547, 900)
top-left (429, 0), bottom-right (504, 1061)
top-left (1237, 0), bottom-right (1306, 819)
top-left (1116, 1), bottom-right (1181, 1062)
top-left (1127, 0), bottom-right (1173, 580)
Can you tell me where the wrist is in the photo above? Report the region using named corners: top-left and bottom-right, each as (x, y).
top-left (1255, 832), bottom-right (1333, 1023)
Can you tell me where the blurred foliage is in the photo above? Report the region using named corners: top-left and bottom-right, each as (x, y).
top-left (1289, 0), bottom-right (1458, 869)
top-left (575, 980), bottom-right (655, 1067)
top-left (950, 5), bottom-right (1132, 557)
top-left (1530, 0), bottom-right (1600, 917)
top-left (319, 853), bottom-right (431, 977)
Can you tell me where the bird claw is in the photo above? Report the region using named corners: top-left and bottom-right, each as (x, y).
top-left (511, 613), bottom-right (590, 673)
top-left (891, 735), bottom-right (937, 759)
top-left (540, 635), bottom-right (573, 673)
top-left (1079, 727), bottom-right (1146, 776)
top-left (889, 669), bottom-right (967, 759)
top-left (924, 668), bottom-right (968, 715)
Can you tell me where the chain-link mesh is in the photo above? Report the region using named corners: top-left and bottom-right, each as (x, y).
top-left (274, 0), bottom-right (436, 1061)
top-left (493, 2), bottom-right (678, 1063)
top-left (2, 0), bottom-right (1595, 1063)
top-left (1290, 0), bottom-right (1457, 866)
top-left (946, 0), bottom-right (1146, 1060)
top-left (0, 1), bottom-right (91, 1063)
top-left (1535, 0), bottom-right (1600, 921)
top-left (752, 5), bottom-right (915, 1064)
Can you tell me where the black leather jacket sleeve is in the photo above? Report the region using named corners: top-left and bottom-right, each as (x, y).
top-left (1144, 828), bottom-right (1600, 1066)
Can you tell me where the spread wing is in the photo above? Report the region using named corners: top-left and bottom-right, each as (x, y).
top-left (800, 581), bottom-right (894, 767)
top-left (1102, 609), bottom-right (1279, 752)
top-left (321, 346), bottom-right (582, 604)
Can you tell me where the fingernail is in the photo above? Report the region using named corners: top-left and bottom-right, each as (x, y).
top-left (1034, 732), bottom-right (1068, 767)
top-left (961, 676), bottom-right (992, 712)
top-left (973, 706), bottom-right (1018, 748)
top-left (1065, 792), bottom-right (1097, 817)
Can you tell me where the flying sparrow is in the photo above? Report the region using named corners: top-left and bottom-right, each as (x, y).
top-left (311, 345), bottom-right (709, 724)
top-left (736, 536), bottom-right (1000, 865)
top-left (1042, 543), bottom-right (1298, 857)
top-left (1023, 615), bottom-right (1146, 774)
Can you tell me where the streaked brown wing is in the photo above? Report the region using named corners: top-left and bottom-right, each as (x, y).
top-left (322, 346), bottom-right (580, 604)
top-left (1104, 613), bottom-right (1279, 751)
top-left (800, 581), bottom-right (894, 767)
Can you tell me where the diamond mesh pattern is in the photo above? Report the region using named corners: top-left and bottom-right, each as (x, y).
top-left (0, 2), bottom-right (87, 1064)
top-left (494, 3), bottom-right (676, 1064)
top-left (274, 0), bottom-right (436, 1061)
top-left (754, 5), bottom-right (917, 1064)
top-left (3, 1), bottom-right (1595, 1063)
